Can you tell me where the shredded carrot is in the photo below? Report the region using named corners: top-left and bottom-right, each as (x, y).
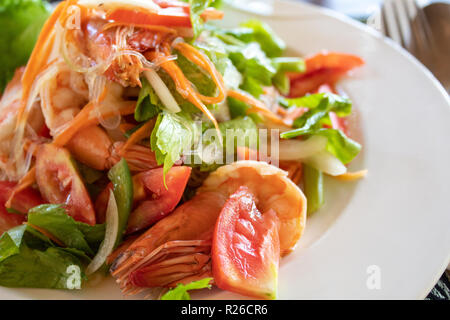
top-left (103, 22), bottom-right (177, 34)
top-left (148, 46), bottom-right (221, 135)
top-left (227, 89), bottom-right (288, 126)
top-left (17, 1), bottom-right (67, 123)
top-left (120, 119), bottom-right (155, 155)
top-left (5, 166), bottom-right (36, 209)
top-left (174, 42), bottom-right (226, 105)
top-left (27, 223), bottom-right (66, 247)
top-left (52, 101), bottom-right (96, 147)
top-left (120, 123), bottom-right (138, 134)
top-left (53, 100), bottom-right (136, 147)
top-left (334, 169), bottom-right (368, 181)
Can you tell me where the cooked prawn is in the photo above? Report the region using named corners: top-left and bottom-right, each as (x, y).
top-left (111, 161), bottom-right (306, 292)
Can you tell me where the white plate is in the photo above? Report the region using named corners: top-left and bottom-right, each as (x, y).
top-left (2, 0), bottom-right (450, 300)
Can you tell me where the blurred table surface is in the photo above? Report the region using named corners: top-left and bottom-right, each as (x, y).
top-left (300, 0), bottom-right (448, 20)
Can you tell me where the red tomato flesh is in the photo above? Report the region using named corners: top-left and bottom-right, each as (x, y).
top-left (35, 144), bottom-right (96, 225)
top-left (0, 181), bottom-right (44, 234)
top-left (288, 52), bottom-right (364, 97)
top-left (107, 7), bottom-right (192, 28)
top-left (303, 51), bottom-right (365, 77)
top-left (212, 186), bottom-right (280, 300)
top-left (126, 166), bottom-right (192, 234)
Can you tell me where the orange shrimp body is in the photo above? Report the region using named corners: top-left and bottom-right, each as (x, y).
top-left (111, 161), bottom-right (307, 292)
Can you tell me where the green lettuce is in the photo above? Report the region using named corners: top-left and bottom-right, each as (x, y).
top-left (0, 0), bottom-right (50, 92)
top-left (151, 112), bottom-right (200, 175)
top-left (189, 0), bottom-right (213, 38)
top-left (280, 94), bottom-right (353, 138)
top-left (314, 129), bottom-right (361, 165)
top-left (135, 77), bottom-right (162, 122)
top-left (280, 93), bottom-right (361, 164)
top-left (27, 204), bottom-right (105, 254)
top-left (161, 278), bottom-right (212, 300)
top-left (0, 225), bottom-right (86, 289)
top-left (195, 116), bottom-right (258, 171)
top-left (223, 19), bottom-right (286, 57)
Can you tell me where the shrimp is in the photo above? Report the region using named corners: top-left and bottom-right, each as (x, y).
top-left (39, 62), bottom-right (88, 136)
top-left (32, 61), bottom-right (158, 172)
top-left (111, 161), bottom-right (306, 292)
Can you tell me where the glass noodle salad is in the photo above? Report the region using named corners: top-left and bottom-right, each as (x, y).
top-left (0, 0), bottom-right (366, 299)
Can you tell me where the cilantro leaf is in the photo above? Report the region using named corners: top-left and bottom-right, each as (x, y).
top-left (161, 278), bottom-right (213, 300)
top-left (151, 112), bottom-right (200, 175)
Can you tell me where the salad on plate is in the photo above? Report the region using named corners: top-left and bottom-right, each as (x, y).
top-left (0, 0), bottom-right (366, 299)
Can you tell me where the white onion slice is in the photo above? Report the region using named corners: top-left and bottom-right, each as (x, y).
top-left (85, 190), bottom-right (119, 275)
top-left (304, 150), bottom-right (347, 176)
top-left (144, 69), bottom-right (181, 113)
top-left (278, 135), bottom-right (328, 161)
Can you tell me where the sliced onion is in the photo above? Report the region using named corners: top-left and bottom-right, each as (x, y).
top-left (144, 69), bottom-right (181, 113)
top-left (86, 190), bottom-right (119, 275)
top-left (278, 135), bottom-right (328, 161)
top-left (304, 150), bottom-right (347, 176)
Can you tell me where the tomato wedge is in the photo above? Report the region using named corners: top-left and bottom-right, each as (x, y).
top-left (35, 144), bottom-right (96, 225)
top-left (0, 181), bottom-right (43, 234)
top-left (212, 186), bottom-right (280, 300)
top-left (126, 166), bottom-right (192, 234)
top-left (288, 52), bottom-right (364, 97)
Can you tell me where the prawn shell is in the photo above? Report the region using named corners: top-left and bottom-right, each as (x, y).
top-left (199, 161), bottom-right (307, 256)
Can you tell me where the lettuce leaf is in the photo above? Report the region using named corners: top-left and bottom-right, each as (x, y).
top-left (27, 204), bottom-right (105, 255)
top-left (0, 0), bottom-right (50, 92)
top-left (134, 77), bottom-right (162, 122)
top-left (195, 116), bottom-right (258, 171)
top-left (190, 0), bottom-right (211, 38)
top-left (314, 129), bottom-right (361, 165)
top-left (161, 277), bottom-right (212, 300)
top-left (280, 94), bottom-right (352, 138)
top-left (0, 225), bottom-right (86, 289)
top-left (151, 112), bottom-right (200, 175)
top-left (223, 19), bottom-right (285, 57)
top-left (280, 94), bottom-right (361, 164)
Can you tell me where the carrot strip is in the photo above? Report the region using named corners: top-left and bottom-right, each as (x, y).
top-left (103, 22), bottom-right (177, 34)
top-left (149, 46), bottom-right (221, 134)
top-left (53, 100), bottom-right (136, 147)
top-left (5, 166), bottom-right (36, 209)
top-left (227, 90), bottom-right (288, 126)
top-left (334, 169), bottom-right (368, 181)
top-left (18, 1), bottom-right (67, 121)
top-left (27, 223), bottom-right (66, 247)
top-left (120, 119), bottom-right (155, 155)
top-left (120, 123), bottom-right (138, 134)
top-left (174, 42), bottom-right (226, 105)
top-left (52, 101), bottom-right (96, 147)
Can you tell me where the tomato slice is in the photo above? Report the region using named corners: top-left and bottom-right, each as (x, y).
top-left (288, 52), bottom-right (364, 97)
top-left (212, 186), bottom-right (280, 300)
top-left (0, 181), bottom-right (43, 234)
top-left (35, 144), bottom-right (96, 225)
top-left (107, 7), bottom-right (192, 28)
top-left (126, 166), bottom-right (192, 234)
top-left (107, 5), bottom-right (223, 29)
top-left (303, 52), bottom-right (365, 77)
top-left (289, 69), bottom-right (343, 98)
